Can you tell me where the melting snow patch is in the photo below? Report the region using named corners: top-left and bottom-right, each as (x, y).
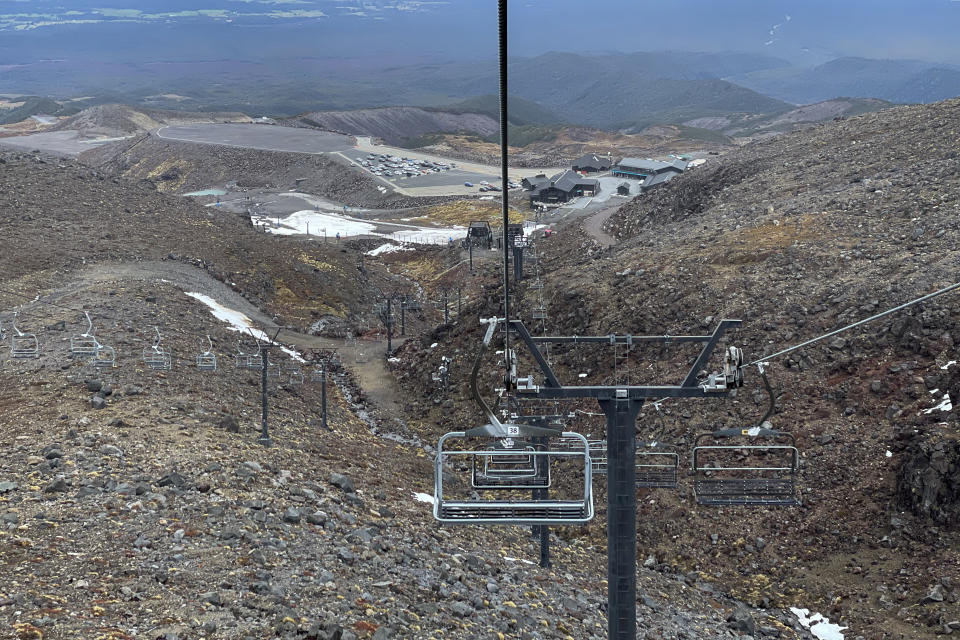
top-left (923, 394), bottom-right (953, 414)
top-left (413, 492), bottom-right (434, 505)
top-left (943, 361), bottom-right (957, 370)
top-left (184, 292), bottom-right (304, 362)
top-left (366, 243), bottom-right (413, 257)
top-left (430, 343), bottom-right (438, 349)
top-left (790, 607), bottom-right (846, 640)
top-left (503, 556), bottom-right (536, 565)
top-left (886, 450), bottom-right (893, 458)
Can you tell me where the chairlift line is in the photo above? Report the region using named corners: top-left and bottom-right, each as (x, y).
top-left (746, 279), bottom-right (960, 367)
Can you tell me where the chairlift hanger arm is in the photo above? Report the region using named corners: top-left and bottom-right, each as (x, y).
top-left (508, 319), bottom-right (741, 396)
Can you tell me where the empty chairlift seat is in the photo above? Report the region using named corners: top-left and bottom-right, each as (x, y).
top-left (235, 340), bottom-right (262, 370)
top-left (635, 441), bottom-right (679, 488)
top-left (70, 312), bottom-right (99, 359)
top-left (9, 312), bottom-right (39, 359)
top-left (142, 327), bottom-right (172, 371)
top-left (567, 439), bottom-right (678, 488)
top-left (197, 336), bottom-right (217, 372)
top-left (434, 431), bottom-right (593, 525)
top-left (692, 427), bottom-right (799, 506)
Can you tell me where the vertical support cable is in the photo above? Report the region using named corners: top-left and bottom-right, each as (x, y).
top-left (498, 0), bottom-right (510, 369)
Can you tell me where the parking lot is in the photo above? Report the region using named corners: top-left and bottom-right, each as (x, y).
top-left (155, 124), bottom-right (354, 154)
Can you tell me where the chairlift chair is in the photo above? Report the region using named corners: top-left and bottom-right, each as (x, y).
top-left (532, 307), bottom-right (548, 320)
top-left (93, 344), bottom-right (116, 369)
top-left (635, 441), bottom-right (679, 488)
top-left (235, 339), bottom-right (262, 370)
top-left (10, 312), bottom-right (39, 359)
top-left (286, 365), bottom-right (304, 385)
top-left (70, 312), bottom-right (99, 359)
top-left (434, 430), bottom-right (593, 525)
top-left (310, 367), bottom-right (325, 382)
top-left (692, 427), bottom-right (799, 506)
top-left (142, 327), bottom-right (172, 371)
top-left (197, 336), bottom-right (217, 372)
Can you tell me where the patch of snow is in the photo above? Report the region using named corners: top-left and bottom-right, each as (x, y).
top-left (943, 361), bottom-right (957, 370)
top-left (790, 607), bottom-right (846, 640)
top-left (503, 556), bottom-right (536, 565)
top-left (413, 492), bottom-right (434, 504)
top-left (430, 343), bottom-right (438, 349)
top-left (885, 450), bottom-right (893, 458)
top-left (388, 357), bottom-right (400, 363)
top-left (366, 243), bottom-right (413, 257)
top-left (923, 394), bottom-right (953, 414)
top-left (184, 292), bottom-right (304, 362)
top-left (251, 209), bottom-right (468, 245)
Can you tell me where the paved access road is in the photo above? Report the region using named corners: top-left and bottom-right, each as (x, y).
top-left (155, 123), bottom-right (354, 153)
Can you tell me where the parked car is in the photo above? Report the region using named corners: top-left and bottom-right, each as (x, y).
top-left (464, 182), bottom-right (474, 187)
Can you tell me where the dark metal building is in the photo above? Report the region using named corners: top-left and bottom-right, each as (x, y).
top-left (526, 170), bottom-right (600, 204)
top-left (571, 153), bottom-right (614, 173)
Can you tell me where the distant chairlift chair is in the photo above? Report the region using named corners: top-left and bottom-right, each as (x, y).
top-left (72, 313), bottom-right (116, 368)
top-left (70, 312), bottom-right (100, 359)
top-left (142, 326), bottom-right (172, 371)
top-left (197, 335), bottom-right (217, 372)
top-left (235, 339), bottom-right (262, 370)
top-left (10, 312), bottom-right (39, 359)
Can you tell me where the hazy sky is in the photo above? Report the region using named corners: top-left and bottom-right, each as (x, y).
top-left (1, 0), bottom-right (959, 66)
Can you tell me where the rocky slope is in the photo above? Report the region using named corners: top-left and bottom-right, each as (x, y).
top-left (291, 107), bottom-right (500, 147)
top-left (80, 134), bottom-right (455, 210)
top-left (392, 98), bottom-right (960, 638)
top-left (0, 149), bottom-right (826, 639)
top-left (52, 104), bottom-right (252, 139)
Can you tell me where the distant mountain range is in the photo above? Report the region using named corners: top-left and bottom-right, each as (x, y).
top-left (2, 50), bottom-right (959, 137)
top-left (732, 56), bottom-right (960, 105)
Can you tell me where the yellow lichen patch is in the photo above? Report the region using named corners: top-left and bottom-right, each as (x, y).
top-left (409, 200), bottom-right (525, 227)
top-left (299, 253), bottom-right (345, 276)
top-left (145, 159), bottom-right (192, 192)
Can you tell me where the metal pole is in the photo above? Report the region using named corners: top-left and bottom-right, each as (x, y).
top-left (321, 361), bottom-right (328, 431)
top-left (469, 240), bottom-right (474, 273)
top-left (458, 287), bottom-right (462, 316)
top-left (498, 0), bottom-right (510, 370)
top-left (386, 297), bottom-right (393, 355)
top-left (598, 395), bottom-right (642, 640)
top-left (534, 435), bottom-right (551, 568)
top-left (444, 289), bottom-right (449, 324)
top-left (401, 301), bottom-right (406, 336)
top-left (259, 347), bottom-right (272, 447)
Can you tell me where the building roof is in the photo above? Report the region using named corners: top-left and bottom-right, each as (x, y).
top-left (572, 153), bottom-right (613, 170)
top-left (617, 158), bottom-right (673, 173)
top-left (641, 171), bottom-right (680, 190)
top-left (553, 169), bottom-right (599, 193)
